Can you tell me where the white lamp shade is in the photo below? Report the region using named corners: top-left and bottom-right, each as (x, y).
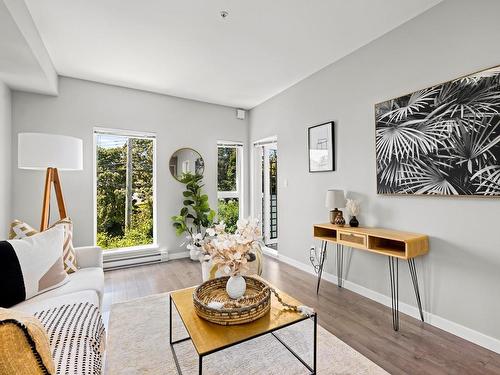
top-left (325, 189), bottom-right (346, 209)
top-left (18, 133), bottom-right (83, 171)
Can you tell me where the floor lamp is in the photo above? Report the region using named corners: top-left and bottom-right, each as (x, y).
top-left (18, 133), bottom-right (83, 231)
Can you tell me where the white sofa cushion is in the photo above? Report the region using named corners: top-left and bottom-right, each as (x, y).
top-left (9, 218), bottom-right (79, 274)
top-left (13, 267), bottom-right (104, 312)
top-left (0, 226), bottom-right (68, 307)
top-left (14, 290), bottom-right (99, 315)
top-left (75, 246), bottom-right (103, 269)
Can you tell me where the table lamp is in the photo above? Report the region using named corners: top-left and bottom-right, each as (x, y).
top-left (18, 133), bottom-right (83, 231)
top-left (325, 189), bottom-right (346, 225)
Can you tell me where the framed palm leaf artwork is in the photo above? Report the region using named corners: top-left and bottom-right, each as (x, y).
top-left (375, 65), bottom-right (500, 196)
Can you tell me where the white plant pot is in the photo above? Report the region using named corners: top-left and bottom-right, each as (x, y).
top-left (226, 275), bottom-right (246, 299)
top-left (189, 248), bottom-right (199, 261)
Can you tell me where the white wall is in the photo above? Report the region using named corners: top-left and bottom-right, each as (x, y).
top-left (0, 81), bottom-right (12, 238)
top-left (11, 77), bottom-right (248, 252)
top-left (250, 0), bottom-right (500, 347)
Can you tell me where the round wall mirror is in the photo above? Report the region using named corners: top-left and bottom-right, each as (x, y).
top-left (169, 148), bottom-right (205, 181)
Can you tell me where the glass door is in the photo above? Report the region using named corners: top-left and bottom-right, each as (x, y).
top-left (253, 139), bottom-right (278, 251)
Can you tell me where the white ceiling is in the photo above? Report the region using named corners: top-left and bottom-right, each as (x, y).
top-left (20, 0), bottom-right (442, 108)
top-left (0, 0), bottom-right (57, 95)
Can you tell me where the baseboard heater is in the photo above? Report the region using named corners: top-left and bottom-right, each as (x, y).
top-left (103, 248), bottom-right (168, 271)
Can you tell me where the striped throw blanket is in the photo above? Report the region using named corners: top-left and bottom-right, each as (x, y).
top-left (34, 302), bottom-right (105, 375)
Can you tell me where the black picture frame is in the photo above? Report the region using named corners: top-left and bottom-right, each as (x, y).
top-left (308, 121), bottom-right (335, 172)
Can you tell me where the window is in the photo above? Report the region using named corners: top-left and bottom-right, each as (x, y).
top-left (94, 129), bottom-right (156, 250)
top-left (217, 142), bottom-right (243, 233)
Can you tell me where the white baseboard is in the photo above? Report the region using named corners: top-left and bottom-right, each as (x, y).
top-left (277, 253), bottom-right (500, 355)
top-left (168, 251), bottom-right (190, 260)
top-left (262, 246), bottom-right (279, 258)
top-left (103, 247), bottom-right (168, 270)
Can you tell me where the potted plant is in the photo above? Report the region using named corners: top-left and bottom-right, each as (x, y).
top-left (171, 172), bottom-right (216, 260)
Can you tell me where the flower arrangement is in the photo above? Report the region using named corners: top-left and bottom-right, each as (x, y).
top-left (202, 217), bottom-right (261, 276)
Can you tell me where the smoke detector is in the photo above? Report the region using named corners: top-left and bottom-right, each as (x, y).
top-left (220, 10), bottom-right (229, 19)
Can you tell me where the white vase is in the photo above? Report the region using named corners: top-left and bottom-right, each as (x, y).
top-left (226, 275), bottom-right (246, 299)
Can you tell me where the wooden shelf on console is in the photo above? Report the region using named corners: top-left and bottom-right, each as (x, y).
top-left (313, 223), bottom-right (428, 260)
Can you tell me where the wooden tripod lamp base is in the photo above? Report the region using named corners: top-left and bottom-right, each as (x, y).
top-left (40, 167), bottom-right (68, 231)
top-left (18, 133), bottom-right (83, 231)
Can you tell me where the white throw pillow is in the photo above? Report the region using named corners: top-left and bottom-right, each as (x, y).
top-left (0, 225), bottom-right (69, 308)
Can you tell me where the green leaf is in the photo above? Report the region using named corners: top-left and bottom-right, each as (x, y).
top-left (208, 210), bottom-right (216, 221)
top-left (183, 200), bottom-right (195, 206)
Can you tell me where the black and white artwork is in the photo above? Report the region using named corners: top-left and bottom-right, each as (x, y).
top-left (308, 121), bottom-right (335, 172)
top-left (375, 66), bottom-right (500, 196)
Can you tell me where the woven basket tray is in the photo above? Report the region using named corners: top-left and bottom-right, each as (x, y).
top-left (193, 276), bottom-right (271, 326)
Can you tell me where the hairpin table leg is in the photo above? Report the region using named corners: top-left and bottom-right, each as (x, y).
top-left (336, 244), bottom-right (344, 288)
top-left (388, 256), bottom-right (399, 331)
top-left (408, 258), bottom-right (424, 322)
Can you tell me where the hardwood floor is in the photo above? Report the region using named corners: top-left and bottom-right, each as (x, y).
top-left (103, 256), bottom-right (500, 375)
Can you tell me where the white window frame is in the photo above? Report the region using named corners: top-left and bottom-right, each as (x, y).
top-left (93, 127), bottom-right (158, 252)
top-left (217, 141), bottom-right (244, 219)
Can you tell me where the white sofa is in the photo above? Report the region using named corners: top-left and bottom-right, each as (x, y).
top-left (14, 246), bottom-right (104, 314)
top-left (13, 246), bottom-right (106, 375)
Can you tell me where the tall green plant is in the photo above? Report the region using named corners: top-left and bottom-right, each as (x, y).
top-left (171, 173), bottom-right (216, 238)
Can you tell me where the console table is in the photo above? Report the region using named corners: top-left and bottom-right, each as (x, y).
top-left (312, 223), bottom-right (429, 331)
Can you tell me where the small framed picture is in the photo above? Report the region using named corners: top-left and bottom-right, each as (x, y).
top-left (308, 121), bottom-right (335, 172)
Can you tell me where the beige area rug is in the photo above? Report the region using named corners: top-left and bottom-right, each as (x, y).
top-left (105, 293), bottom-right (388, 375)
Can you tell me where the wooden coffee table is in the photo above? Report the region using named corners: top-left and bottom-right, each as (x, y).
top-left (169, 280), bottom-right (317, 374)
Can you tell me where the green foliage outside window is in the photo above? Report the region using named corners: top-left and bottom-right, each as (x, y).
top-left (217, 146), bottom-right (240, 233)
top-left (96, 137), bottom-right (154, 249)
top-left (217, 198), bottom-right (239, 233)
top-left (217, 147), bottom-right (237, 191)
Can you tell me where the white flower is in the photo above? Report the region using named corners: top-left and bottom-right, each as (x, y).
top-left (201, 216), bottom-right (261, 276)
top-left (236, 218), bottom-right (248, 230)
top-left (215, 221), bottom-right (226, 234)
